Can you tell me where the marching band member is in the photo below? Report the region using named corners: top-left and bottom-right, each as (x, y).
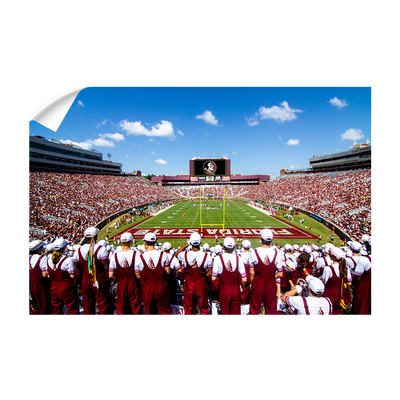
top-left (73, 227), bottom-right (110, 315)
top-left (109, 232), bottom-right (142, 314)
top-left (281, 244), bottom-right (296, 292)
top-left (314, 243), bottom-right (335, 278)
top-left (248, 229), bottom-right (283, 315)
top-left (45, 238), bottom-right (80, 315)
top-left (29, 240), bottom-right (51, 314)
top-left (320, 247), bottom-right (352, 314)
top-left (240, 240), bottom-right (252, 305)
top-left (211, 237), bottom-right (247, 315)
top-left (345, 241), bottom-right (363, 273)
top-left (175, 233), bottom-right (213, 315)
top-left (135, 233), bottom-right (172, 315)
top-left (161, 242), bottom-right (179, 305)
top-left (351, 249), bottom-right (371, 315)
top-left (282, 276), bottom-right (333, 315)
top-left (288, 252), bottom-right (309, 290)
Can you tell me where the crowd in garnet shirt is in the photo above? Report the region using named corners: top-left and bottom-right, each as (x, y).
top-left (239, 169), bottom-right (371, 240)
top-left (29, 169), bottom-right (370, 243)
top-left (29, 173), bottom-right (174, 242)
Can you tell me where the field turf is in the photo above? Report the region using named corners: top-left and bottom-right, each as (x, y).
top-left (101, 200), bottom-right (344, 249)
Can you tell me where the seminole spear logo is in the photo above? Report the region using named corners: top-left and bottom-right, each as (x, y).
top-left (203, 161), bottom-right (217, 175)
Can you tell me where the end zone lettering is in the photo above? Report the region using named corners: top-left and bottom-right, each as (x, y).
top-left (123, 227), bottom-right (317, 240)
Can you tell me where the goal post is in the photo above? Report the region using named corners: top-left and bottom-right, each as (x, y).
top-left (200, 187), bottom-right (225, 233)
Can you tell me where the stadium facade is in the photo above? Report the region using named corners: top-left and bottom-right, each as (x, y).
top-left (280, 141), bottom-right (371, 176)
top-left (309, 141), bottom-right (371, 172)
top-left (29, 135), bottom-right (122, 175)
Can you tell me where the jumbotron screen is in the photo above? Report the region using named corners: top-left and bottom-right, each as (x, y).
top-left (190, 158), bottom-right (230, 177)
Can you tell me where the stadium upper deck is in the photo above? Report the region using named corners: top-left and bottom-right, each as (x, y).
top-left (30, 135), bottom-right (123, 175)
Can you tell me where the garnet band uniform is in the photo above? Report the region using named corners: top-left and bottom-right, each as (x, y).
top-left (177, 250), bottom-right (213, 315)
top-left (73, 242), bottom-right (110, 314)
top-left (109, 249), bottom-right (142, 314)
top-left (249, 247), bottom-right (283, 315)
top-left (284, 295), bottom-right (333, 315)
top-left (135, 250), bottom-right (172, 315)
top-left (27, 240), bottom-right (52, 318)
top-left (46, 254), bottom-right (79, 315)
top-left (212, 253), bottom-right (246, 314)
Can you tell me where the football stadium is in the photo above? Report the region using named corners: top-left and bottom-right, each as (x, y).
top-left (26, 85), bottom-right (374, 318)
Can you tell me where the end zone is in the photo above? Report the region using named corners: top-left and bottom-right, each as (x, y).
top-left (111, 226), bottom-right (319, 240)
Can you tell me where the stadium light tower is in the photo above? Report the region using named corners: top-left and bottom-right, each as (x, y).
top-left (107, 153), bottom-right (112, 161)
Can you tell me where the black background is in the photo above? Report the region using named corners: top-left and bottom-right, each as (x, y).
top-left (193, 159), bottom-right (227, 176)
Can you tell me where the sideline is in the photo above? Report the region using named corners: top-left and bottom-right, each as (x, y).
top-left (246, 203), bottom-right (273, 216)
top-left (153, 204), bottom-right (175, 216)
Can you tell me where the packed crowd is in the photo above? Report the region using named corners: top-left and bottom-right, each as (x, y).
top-left (243, 169), bottom-right (371, 240)
top-left (29, 169), bottom-right (371, 245)
top-left (29, 173), bottom-right (174, 242)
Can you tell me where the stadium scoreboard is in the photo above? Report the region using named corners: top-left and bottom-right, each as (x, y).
top-left (189, 157), bottom-right (231, 183)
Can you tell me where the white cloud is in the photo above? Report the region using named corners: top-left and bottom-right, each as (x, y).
top-left (177, 130), bottom-right (184, 136)
top-left (289, 165), bottom-right (296, 169)
top-left (329, 97), bottom-right (348, 109)
top-left (246, 101), bottom-right (303, 126)
top-left (341, 128), bottom-right (364, 141)
top-left (86, 138), bottom-right (115, 148)
top-left (119, 119), bottom-right (176, 140)
top-left (77, 100), bottom-right (85, 107)
top-left (60, 136), bottom-right (115, 150)
top-left (259, 101), bottom-right (303, 122)
top-left (232, 152), bottom-right (238, 155)
top-left (195, 110), bottom-right (218, 125)
top-left (96, 119), bottom-right (110, 129)
top-left (278, 135), bottom-right (282, 141)
top-left (99, 132), bottom-right (125, 142)
top-left (155, 159), bottom-right (168, 165)
top-left (59, 139), bottom-right (92, 150)
top-left (151, 151), bottom-right (156, 156)
top-left (245, 116), bottom-right (260, 127)
top-left (286, 139), bottom-right (300, 146)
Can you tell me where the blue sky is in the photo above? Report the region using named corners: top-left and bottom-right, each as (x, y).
top-left (29, 87), bottom-right (371, 178)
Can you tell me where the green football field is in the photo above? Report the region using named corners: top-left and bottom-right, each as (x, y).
top-left (102, 200), bottom-right (342, 249)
